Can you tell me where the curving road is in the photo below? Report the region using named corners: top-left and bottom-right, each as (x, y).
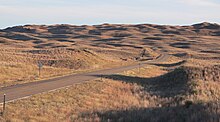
top-left (0, 53), bottom-right (170, 103)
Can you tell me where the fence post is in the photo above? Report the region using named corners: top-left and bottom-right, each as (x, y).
top-left (3, 94), bottom-right (6, 114)
top-left (139, 63), bottom-right (141, 74)
top-left (39, 66), bottom-right (41, 77)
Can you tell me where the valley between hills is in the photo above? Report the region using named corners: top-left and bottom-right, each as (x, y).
top-left (0, 22), bottom-right (219, 121)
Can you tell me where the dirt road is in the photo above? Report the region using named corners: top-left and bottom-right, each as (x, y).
top-left (0, 53), bottom-right (170, 103)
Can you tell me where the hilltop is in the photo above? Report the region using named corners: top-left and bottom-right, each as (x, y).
top-left (0, 22), bottom-right (219, 85)
top-left (0, 22), bottom-right (219, 121)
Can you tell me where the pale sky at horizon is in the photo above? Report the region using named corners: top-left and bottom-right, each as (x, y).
top-left (0, 0), bottom-right (220, 29)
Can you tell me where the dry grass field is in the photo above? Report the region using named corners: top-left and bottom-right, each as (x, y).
top-left (0, 22), bottom-right (219, 86)
top-left (0, 62), bottom-right (219, 122)
top-left (0, 47), bottom-right (137, 87)
top-left (0, 22), bottom-right (219, 121)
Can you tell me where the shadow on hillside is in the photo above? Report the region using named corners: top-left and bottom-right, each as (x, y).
top-left (170, 42), bottom-right (191, 49)
top-left (92, 68), bottom-right (190, 97)
top-left (143, 36), bottom-right (163, 40)
top-left (78, 102), bottom-right (220, 122)
top-left (73, 35), bottom-right (96, 39)
top-left (151, 60), bottom-right (186, 67)
top-left (3, 34), bottom-right (37, 41)
top-left (44, 34), bottom-right (70, 39)
top-left (214, 31), bottom-right (220, 36)
top-left (33, 43), bottom-right (54, 48)
top-left (105, 43), bottom-right (143, 49)
top-left (93, 37), bottom-right (123, 42)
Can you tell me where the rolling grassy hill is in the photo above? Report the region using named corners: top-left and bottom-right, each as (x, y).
top-left (0, 22), bottom-right (219, 121)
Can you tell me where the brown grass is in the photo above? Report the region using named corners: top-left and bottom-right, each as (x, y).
top-left (0, 63), bottom-right (219, 122)
top-left (0, 22), bottom-right (219, 121)
top-left (0, 47), bottom-right (136, 87)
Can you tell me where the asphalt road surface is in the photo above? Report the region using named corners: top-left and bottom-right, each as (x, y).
top-left (0, 53), bottom-right (170, 103)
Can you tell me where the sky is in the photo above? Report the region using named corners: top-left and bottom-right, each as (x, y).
top-left (0, 0), bottom-right (220, 29)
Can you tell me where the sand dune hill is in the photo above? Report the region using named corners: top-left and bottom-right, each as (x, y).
top-left (0, 22), bottom-right (219, 58)
top-left (0, 22), bottom-right (219, 86)
top-left (0, 22), bottom-right (219, 121)
top-left (2, 62), bottom-right (219, 122)
top-left (0, 47), bottom-right (139, 86)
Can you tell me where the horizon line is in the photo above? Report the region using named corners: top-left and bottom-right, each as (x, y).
top-left (1, 21), bottom-right (220, 29)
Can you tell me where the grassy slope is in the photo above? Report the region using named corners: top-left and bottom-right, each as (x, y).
top-left (0, 23), bottom-right (219, 121)
top-left (1, 62), bottom-right (219, 122)
top-left (0, 47), bottom-right (136, 87)
top-left (0, 22), bottom-right (219, 87)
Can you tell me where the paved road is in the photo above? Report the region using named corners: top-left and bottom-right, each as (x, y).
top-left (0, 53), bottom-right (170, 103)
